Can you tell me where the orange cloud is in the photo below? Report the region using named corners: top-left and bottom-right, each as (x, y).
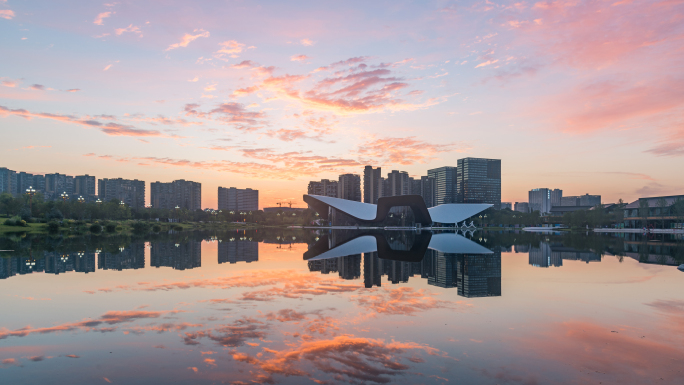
top-left (166, 29), bottom-right (210, 51)
top-left (357, 136), bottom-right (468, 165)
top-left (230, 335), bottom-right (442, 384)
top-left (0, 105), bottom-right (171, 137)
top-left (353, 287), bottom-right (459, 316)
top-left (300, 38), bottom-right (314, 46)
top-left (0, 310), bottom-right (181, 340)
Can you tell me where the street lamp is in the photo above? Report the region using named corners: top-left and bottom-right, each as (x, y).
top-left (25, 186), bottom-right (36, 214)
top-left (96, 198), bottom-right (102, 204)
top-left (120, 200), bottom-right (125, 206)
top-left (77, 196), bottom-right (85, 204)
top-left (60, 192), bottom-right (69, 202)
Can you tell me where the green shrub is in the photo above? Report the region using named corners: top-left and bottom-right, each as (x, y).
top-left (5, 216), bottom-right (28, 227)
top-left (152, 224), bottom-right (161, 233)
top-left (172, 225), bottom-right (183, 231)
top-left (90, 224), bottom-right (102, 233)
top-left (105, 223), bottom-right (117, 233)
top-left (131, 221), bottom-right (150, 233)
top-left (47, 221), bottom-right (60, 232)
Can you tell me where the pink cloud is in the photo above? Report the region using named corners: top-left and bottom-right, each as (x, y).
top-left (214, 40), bottom-right (245, 59)
top-left (290, 54), bottom-right (309, 62)
top-left (0, 9), bottom-right (14, 20)
top-left (166, 29), bottom-right (210, 51)
top-left (115, 24), bottom-right (142, 37)
top-left (93, 11), bottom-right (112, 25)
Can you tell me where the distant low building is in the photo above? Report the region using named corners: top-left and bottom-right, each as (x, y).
top-left (500, 202), bottom-right (512, 210)
top-left (561, 194), bottom-right (601, 207)
top-left (529, 188), bottom-right (562, 214)
top-left (623, 194), bottom-right (684, 229)
top-left (514, 202), bottom-right (529, 213)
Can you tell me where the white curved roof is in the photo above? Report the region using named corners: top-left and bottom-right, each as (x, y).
top-left (428, 203), bottom-right (492, 224)
top-left (308, 195), bottom-right (378, 220)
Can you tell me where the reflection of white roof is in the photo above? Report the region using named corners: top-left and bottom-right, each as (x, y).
top-left (307, 233), bottom-right (492, 260)
top-left (308, 236), bottom-right (377, 260)
top-left (308, 195), bottom-right (377, 220)
top-left (428, 204), bottom-right (492, 224)
top-left (428, 233), bottom-right (493, 254)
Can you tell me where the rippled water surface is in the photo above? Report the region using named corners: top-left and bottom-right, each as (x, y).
top-left (1, 229), bottom-right (683, 384)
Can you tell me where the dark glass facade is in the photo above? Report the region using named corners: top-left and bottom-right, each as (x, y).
top-left (456, 158), bottom-right (501, 209)
top-left (427, 166), bottom-right (457, 205)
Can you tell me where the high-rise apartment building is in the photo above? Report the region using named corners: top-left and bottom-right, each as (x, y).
top-left (427, 166), bottom-right (458, 205)
top-left (363, 166), bottom-right (382, 204)
top-left (307, 179), bottom-right (338, 197)
top-left (32, 174), bottom-right (45, 194)
top-left (0, 167), bottom-right (16, 195)
top-left (419, 176), bottom-right (436, 207)
top-left (337, 174), bottom-right (361, 201)
top-left (218, 187), bottom-right (258, 211)
top-left (528, 188), bottom-right (562, 214)
top-left (16, 172), bottom-right (34, 196)
top-left (385, 170), bottom-right (410, 197)
top-left (74, 175), bottom-right (96, 201)
top-left (456, 158), bottom-right (501, 209)
top-left (45, 173), bottom-right (74, 199)
top-left (98, 178), bottom-right (145, 208)
top-left (151, 179), bottom-right (201, 210)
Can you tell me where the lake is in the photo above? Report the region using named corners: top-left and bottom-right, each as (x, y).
top-left (1, 229), bottom-right (683, 384)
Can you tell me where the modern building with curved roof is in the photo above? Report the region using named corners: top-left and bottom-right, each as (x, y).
top-left (303, 194), bottom-right (491, 226)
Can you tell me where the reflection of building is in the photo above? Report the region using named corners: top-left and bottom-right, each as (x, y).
top-left (151, 241), bottom-right (202, 270)
top-left (456, 254), bottom-right (502, 298)
top-left (308, 258), bottom-right (338, 274)
top-left (529, 242), bottom-right (562, 268)
top-left (528, 242), bottom-right (601, 267)
top-left (218, 241), bottom-right (258, 264)
top-left (45, 252), bottom-right (96, 274)
top-left (218, 187), bottom-right (259, 211)
top-left (425, 251), bottom-right (502, 297)
top-left (456, 158), bottom-right (502, 209)
top-left (338, 174), bottom-right (361, 202)
top-left (363, 252), bottom-right (382, 288)
top-left (338, 254), bottom-right (361, 280)
top-left (98, 243), bottom-right (145, 270)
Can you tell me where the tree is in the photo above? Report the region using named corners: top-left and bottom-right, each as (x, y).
top-left (638, 199), bottom-right (650, 228)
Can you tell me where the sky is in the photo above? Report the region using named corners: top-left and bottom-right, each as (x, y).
top-left (1, 0), bottom-right (683, 209)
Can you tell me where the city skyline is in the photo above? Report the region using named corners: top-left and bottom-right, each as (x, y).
top-left (2, 1), bottom-right (682, 208)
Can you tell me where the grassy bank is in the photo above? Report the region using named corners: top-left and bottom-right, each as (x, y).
top-left (0, 218), bottom-right (260, 235)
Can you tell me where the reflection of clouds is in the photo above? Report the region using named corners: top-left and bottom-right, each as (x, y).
top-left (522, 320), bottom-right (684, 383)
top-left (646, 299), bottom-right (684, 334)
top-left (0, 310), bottom-right (183, 340)
top-left (230, 335), bottom-right (443, 384)
top-left (354, 287), bottom-right (462, 316)
top-left (182, 316), bottom-right (268, 348)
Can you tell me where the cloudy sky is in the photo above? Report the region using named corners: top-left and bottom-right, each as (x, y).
top-left (1, 0), bottom-right (683, 208)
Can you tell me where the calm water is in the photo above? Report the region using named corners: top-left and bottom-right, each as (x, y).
top-left (1, 229), bottom-right (683, 384)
